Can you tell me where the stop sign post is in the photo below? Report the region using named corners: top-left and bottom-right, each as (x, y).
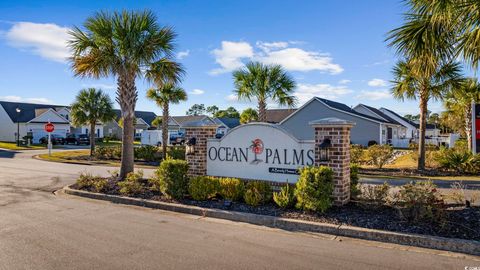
top-left (44, 122), bottom-right (55, 156)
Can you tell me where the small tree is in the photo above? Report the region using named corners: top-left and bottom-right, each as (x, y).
top-left (214, 107), bottom-right (240, 118)
top-left (70, 88), bottom-right (115, 156)
top-left (186, 104), bottom-right (205, 116)
top-left (240, 108), bottom-right (258, 124)
top-left (365, 145), bottom-right (394, 169)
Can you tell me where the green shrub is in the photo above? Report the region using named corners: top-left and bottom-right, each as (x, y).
top-left (118, 171), bottom-right (145, 196)
top-left (75, 172), bottom-right (109, 193)
top-left (391, 181), bottom-right (445, 223)
top-left (218, 177), bottom-right (244, 201)
top-left (295, 166), bottom-right (334, 213)
top-left (350, 144), bottom-right (365, 164)
top-left (167, 146), bottom-right (186, 160)
top-left (135, 145), bottom-right (160, 162)
top-left (244, 181), bottom-right (273, 206)
top-left (434, 147), bottom-right (479, 173)
top-left (188, 176), bottom-right (220, 201)
top-left (365, 144), bottom-right (393, 169)
top-left (350, 164), bottom-right (360, 198)
top-left (94, 146), bottom-right (122, 160)
top-left (359, 182), bottom-right (390, 204)
top-left (273, 184), bottom-right (295, 208)
top-left (151, 159), bottom-right (189, 199)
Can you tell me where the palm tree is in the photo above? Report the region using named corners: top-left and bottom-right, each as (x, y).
top-left (444, 78), bottom-right (480, 151)
top-left (240, 108), bottom-right (258, 124)
top-left (391, 59), bottom-right (463, 170)
top-left (70, 88), bottom-right (115, 156)
top-left (146, 84), bottom-right (187, 159)
top-left (233, 62), bottom-right (297, 122)
top-left (69, 10), bottom-right (177, 179)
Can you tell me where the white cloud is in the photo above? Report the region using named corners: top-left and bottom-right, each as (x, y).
top-left (177, 50), bottom-right (190, 59)
top-left (339, 79), bottom-right (351, 84)
top-left (356, 90), bottom-right (391, 101)
top-left (0, 95), bottom-right (53, 104)
top-left (367, 78), bottom-right (387, 87)
top-left (225, 94), bottom-right (238, 102)
top-left (294, 83), bottom-right (352, 104)
top-left (81, 83), bottom-right (116, 90)
top-left (209, 41), bottom-right (254, 75)
top-left (364, 59), bottom-right (389, 67)
top-left (5, 22), bottom-right (70, 63)
top-left (189, 89), bottom-right (205, 95)
top-left (209, 40), bottom-right (343, 75)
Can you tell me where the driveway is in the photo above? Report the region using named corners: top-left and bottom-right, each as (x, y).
top-left (0, 149), bottom-right (478, 269)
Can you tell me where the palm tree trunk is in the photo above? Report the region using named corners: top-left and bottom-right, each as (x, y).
top-left (418, 94), bottom-right (428, 171)
top-left (117, 72), bottom-right (138, 180)
top-left (465, 105), bottom-right (473, 152)
top-left (89, 121), bottom-right (96, 157)
top-left (258, 99), bottom-right (267, 122)
top-left (162, 103), bottom-right (169, 160)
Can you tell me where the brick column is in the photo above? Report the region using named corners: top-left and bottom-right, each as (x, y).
top-left (309, 118), bottom-right (355, 206)
top-left (184, 126), bottom-right (218, 177)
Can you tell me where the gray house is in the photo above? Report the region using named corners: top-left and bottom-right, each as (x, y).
top-left (103, 110), bottom-right (157, 139)
top-left (279, 97), bottom-right (405, 146)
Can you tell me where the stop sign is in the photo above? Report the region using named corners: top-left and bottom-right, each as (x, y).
top-left (44, 122), bottom-right (55, 133)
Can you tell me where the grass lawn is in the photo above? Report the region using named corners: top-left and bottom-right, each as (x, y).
top-left (37, 149), bottom-right (156, 169)
top-left (97, 140), bottom-right (141, 147)
top-left (0, 141), bottom-right (46, 150)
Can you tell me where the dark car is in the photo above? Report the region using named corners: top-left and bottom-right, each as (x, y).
top-left (169, 132), bottom-right (185, 145)
top-left (65, 134), bottom-right (90, 145)
top-left (39, 134), bottom-right (65, 145)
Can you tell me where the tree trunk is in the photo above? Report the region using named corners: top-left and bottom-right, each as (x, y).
top-left (117, 72), bottom-right (138, 180)
top-left (162, 103), bottom-right (169, 160)
top-left (258, 99), bottom-right (267, 122)
top-left (89, 121), bottom-right (96, 157)
top-left (465, 105), bottom-right (473, 152)
top-left (418, 94), bottom-right (428, 171)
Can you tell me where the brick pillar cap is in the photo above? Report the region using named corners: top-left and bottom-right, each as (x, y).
top-left (309, 117), bottom-right (355, 127)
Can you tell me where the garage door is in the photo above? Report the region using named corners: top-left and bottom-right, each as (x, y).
top-left (31, 129), bottom-right (68, 143)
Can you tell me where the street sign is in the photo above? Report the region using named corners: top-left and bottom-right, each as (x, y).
top-left (44, 122), bottom-right (54, 133)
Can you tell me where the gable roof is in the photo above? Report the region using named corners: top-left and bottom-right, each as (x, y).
top-left (171, 115), bottom-right (208, 126)
top-left (0, 101), bottom-right (68, 123)
top-left (265, 109), bottom-right (297, 123)
top-left (113, 110), bottom-right (157, 126)
top-left (356, 104), bottom-right (403, 126)
top-left (380, 107), bottom-right (439, 130)
top-left (214, 117), bottom-right (241, 129)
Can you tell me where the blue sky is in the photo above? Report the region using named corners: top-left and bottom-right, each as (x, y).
top-left (0, 0), bottom-right (440, 116)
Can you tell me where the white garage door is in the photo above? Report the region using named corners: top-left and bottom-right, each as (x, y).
top-left (31, 129), bottom-right (68, 143)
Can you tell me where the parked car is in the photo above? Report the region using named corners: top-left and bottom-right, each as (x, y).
top-left (170, 132), bottom-right (185, 145)
top-left (65, 134), bottom-right (90, 145)
top-left (39, 134), bottom-right (65, 145)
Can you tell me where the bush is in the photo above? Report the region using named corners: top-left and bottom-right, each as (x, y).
top-left (218, 177), bottom-right (244, 201)
top-left (365, 144), bottom-right (393, 169)
top-left (188, 176), bottom-right (220, 201)
top-left (135, 145), bottom-right (160, 162)
top-left (244, 181), bottom-right (273, 206)
top-left (94, 146), bottom-right (121, 160)
top-left (75, 172), bottom-right (109, 193)
top-left (434, 147), bottom-right (480, 174)
top-left (150, 159), bottom-right (189, 199)
top-left (167, 146), bottom-right (186, 160)
top-left (118, 171), bottom-right (146, 196)
top-left (391, 181), bottom-right (445, 223)
top-left (359, 182), bottom-right (390, 204)
top-left (295, 166), bottom-right (334, 213)
top-left (273, 184), bottom-right (295, 208)
top-left (350, 144), bottom-right (365, 164)
top-left (350, 164), bottom-right (360, 198)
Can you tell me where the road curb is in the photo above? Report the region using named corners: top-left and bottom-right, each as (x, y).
top-left (63, 185), bottom-right (480, 256)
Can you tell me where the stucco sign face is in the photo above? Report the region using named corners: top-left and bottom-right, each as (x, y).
top-left (207, 123), bottom-right (315, 183)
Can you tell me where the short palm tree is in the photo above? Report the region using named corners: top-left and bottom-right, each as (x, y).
top-left (233, 62), bottom-right (297, 122)
top-left (444, 78), bottom-right (480, 151)
top-left (391, 59), bottom-right (463, 170)
top-left (69, 10), bottom-right (177, 179)
top-left (147, 84), bottom-right (187, 159)
top-left (70, 88), bottom-right (115, 156)
top-left (240, 108), bottom-right (258, 124)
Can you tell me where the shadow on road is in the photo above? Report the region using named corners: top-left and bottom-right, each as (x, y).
top-left (0, 150), bottom-right (17, 159)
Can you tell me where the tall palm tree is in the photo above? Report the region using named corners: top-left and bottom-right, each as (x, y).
top-left (233, 62), bottom-right (297, 122)
top-left (69, 10), bottom-right (177, 179)
top-left (391, 59), bottom-right (463, 170)
top-left (444, 78), bottom-right (480, 151)
top-left (70, 88), bottom-right (115, 156)
top-left (146, 84), bottom-right (187, 159)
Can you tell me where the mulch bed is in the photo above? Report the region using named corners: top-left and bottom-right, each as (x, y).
top-left (360, 167), bottom-right (478, 177)
top-left (74, 183), bottom-right (480, 241)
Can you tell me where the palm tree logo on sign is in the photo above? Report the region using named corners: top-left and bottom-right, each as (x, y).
top-left (250, 138), bottom-right (264, 165)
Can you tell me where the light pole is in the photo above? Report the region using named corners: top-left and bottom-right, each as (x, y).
top-left (15, 107), bottom-right (21, 146)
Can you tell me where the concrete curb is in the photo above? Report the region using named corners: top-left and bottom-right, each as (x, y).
top-left (63, 185), bottom-right (480, 256)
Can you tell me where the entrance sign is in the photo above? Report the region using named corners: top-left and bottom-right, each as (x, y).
top-left (44, 122), bottom-right (55, 133)
top-left (207, 123), bottom-right (314, 182)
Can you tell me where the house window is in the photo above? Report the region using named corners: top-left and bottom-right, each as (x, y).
top-left (97, 129), bottom-right (100, 137)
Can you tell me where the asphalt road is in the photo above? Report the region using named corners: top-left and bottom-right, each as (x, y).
top-left (0, 149), bottom-right (479, 269)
